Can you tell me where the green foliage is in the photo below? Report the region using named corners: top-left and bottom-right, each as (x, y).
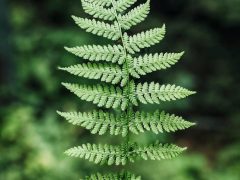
top-left (3, 0), bottom-right (240, 179)
top-left (59, 0), bottom-right (196, 179)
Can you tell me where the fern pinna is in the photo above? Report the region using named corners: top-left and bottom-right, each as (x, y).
top-left (58, 0), bottom-right (196, 179)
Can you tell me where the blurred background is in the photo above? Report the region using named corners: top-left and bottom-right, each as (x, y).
top-left (1, 0), bottom-right (240, 179)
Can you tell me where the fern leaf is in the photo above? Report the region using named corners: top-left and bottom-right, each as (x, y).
top-left (115, 0), bottom-right (137, 13)
top-left (136, 82), bottom-right (196, 104)
top-left (65, 143), bottom-right (127, 165)
top-left (137, 141), bottom-right (186, 161)
top-left (72, 15), bottom-right (120, 40)
top-left (129, 110), bottom-right (195, 134)
top-left (81, 0), bottom-right (115, 21)
top-left (59, 63), bottom-right (127, 86)
top-left (57, 110), bottom-right (129, 136)
top-left (65, 45), bottom-right (125, 64)
top-left (84, 171), bottom-right (141, 180)
top-left (62, 83), bottom-right (128, 110)
top-left (130, 52), bottom-right (184, 78)
top-left (119, 0), bottom-right (150, 30)
top-left (65, 142), bottom-right (185, 165)
top-left (125, 26), bottom-right (166, 54)
top-left (58, 110), bottom-right (195, 136)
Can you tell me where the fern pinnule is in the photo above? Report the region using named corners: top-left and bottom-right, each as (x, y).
top-left (72, 15), bottom-right (120, 40)
top-left (62, 83), bottom-right (128, 110)
top-left (57, 110), bottom-right (128, 136)
top-left (129, 52), bottom-right (184, 78)
top-left (64, 45), bottom-right (125, 64)
top-left (136, 82), bottom-right (196, 104)
top-left (114, 0), bottom-right (137, 13)
top-left (119, 0), bottom-right (150, 30)
top-left (130, 110), bottom-right (195, 134)
top-left (81, 0), bottom-right (115, 21)
top-left (125, 25), bottom-right (166, 54)
top-left (59, 63), bottom-right (127, 85)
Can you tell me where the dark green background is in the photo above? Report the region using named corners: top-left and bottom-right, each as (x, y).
top-left (1, 0), bottom-right (240, 179)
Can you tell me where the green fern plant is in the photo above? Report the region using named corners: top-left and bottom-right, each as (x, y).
top-left (58, 0), bottom-right (196, 179)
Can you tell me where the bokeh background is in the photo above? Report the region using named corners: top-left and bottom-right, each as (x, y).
top-left (1, 0), bottom-right (240, 179)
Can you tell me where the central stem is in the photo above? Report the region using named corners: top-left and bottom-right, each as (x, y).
top-left (111, 0), bottom-right (132, 156)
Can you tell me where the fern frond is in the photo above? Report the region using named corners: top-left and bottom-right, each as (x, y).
top-left (130, 52), bottom-right (184, 78)
top-left (84, 171), bottom-right (141, 180)
top-left (72, 16), bottom-right (120, 40)
top-left (119, 0), bottom-right (150, 30)
top-left (136, 82), bottom-right (196, 104)
top-left (61, 0), bottom-right (196, 178)
top-left (59, 63), bottom-right (127, 86)
top-left (81, 0), bottom-right (115, 21)
top-left (65, 45), bottom-right (125, 64)
top-left (57, 110), bottom-right (129, 136)
top-left (136, 141), bottom-right (186, 161)
top-left (125, 26), bottom-right (166, 54)
top-left (129, 110), bottom-right (195, 134)
top-left (65, 143), bottom-right (128, 165)
top-left (62, 83), bottom-right (128, 110)
top-left (115, 0), bottom-right (137, 13)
